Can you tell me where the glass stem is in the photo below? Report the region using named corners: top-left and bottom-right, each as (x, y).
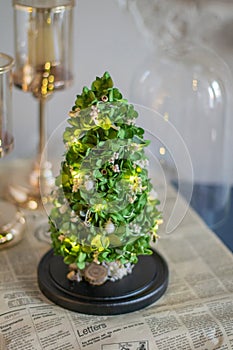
top-left (30, 96), bottom-right (54, 195)
top-left (29, 97), bottom-right (48, 189)
top-left (39, 97), bottom-right (46, 161)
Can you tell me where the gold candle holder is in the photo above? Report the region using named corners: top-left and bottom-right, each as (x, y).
top-left (8, 0), bottom-right (74, 210)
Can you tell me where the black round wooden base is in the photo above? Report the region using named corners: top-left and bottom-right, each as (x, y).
top-left (38, 249), bottom-right (168, 315)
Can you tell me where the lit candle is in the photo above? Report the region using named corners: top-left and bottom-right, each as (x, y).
top-left (13, 1), bottom-right (74, 93)
top-left (28, 9), bottom-right (61, 68)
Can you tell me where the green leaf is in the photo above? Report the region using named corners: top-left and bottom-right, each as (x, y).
top-left (77, 261), bottom-right (85, 270)
top-left (64, 255), bottom-right (75, 265)
top-left (78, 251), bottom-right (87, 262)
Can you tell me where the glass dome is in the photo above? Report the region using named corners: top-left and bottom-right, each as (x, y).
top-left (131, 43), bottom-right (233, 228)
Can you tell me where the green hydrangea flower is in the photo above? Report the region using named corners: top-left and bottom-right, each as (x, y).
top-left (49, 72), bottom-right (161, 270)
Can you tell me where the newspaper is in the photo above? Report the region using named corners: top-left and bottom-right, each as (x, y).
top-left (0, 174), bottom-right (233, 350)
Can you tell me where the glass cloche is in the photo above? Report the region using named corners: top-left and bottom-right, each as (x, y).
top-left (127, 0), bottom-right (233, 228)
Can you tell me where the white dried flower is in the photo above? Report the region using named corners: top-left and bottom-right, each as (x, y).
top-left (126, 118), bottom-right (135, 125)
top-left (135, 159), bottom-right (149, 168)
top-left (104, 261), bottom-right (134, 282)
top-left (109, 152), bottom-right (119, 164)
top-left (129, 222), bottom-right (141, 234)
top-left (84, 179), bottom-right (94, 191)
top-left (90, 105), bottom-right (100, 124)
top-left (105, 220), bottom-right (115, 234)
top-left (112, 164), bottom-right (120, 173)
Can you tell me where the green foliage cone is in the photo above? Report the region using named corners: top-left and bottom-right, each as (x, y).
top-left (49, 72), bottom-right (161, 270)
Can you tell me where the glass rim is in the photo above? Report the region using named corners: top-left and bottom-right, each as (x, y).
top-left (12, 0), bottom-right (75, 8)
top-left (0, 53), bottom-right (14, 74)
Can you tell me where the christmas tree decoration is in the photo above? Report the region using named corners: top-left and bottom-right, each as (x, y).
top-left (38, 72), bottom-right (168, 315)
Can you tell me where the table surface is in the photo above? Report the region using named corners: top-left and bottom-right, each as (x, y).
top-left (0, 161), bottom-right (233, 350)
